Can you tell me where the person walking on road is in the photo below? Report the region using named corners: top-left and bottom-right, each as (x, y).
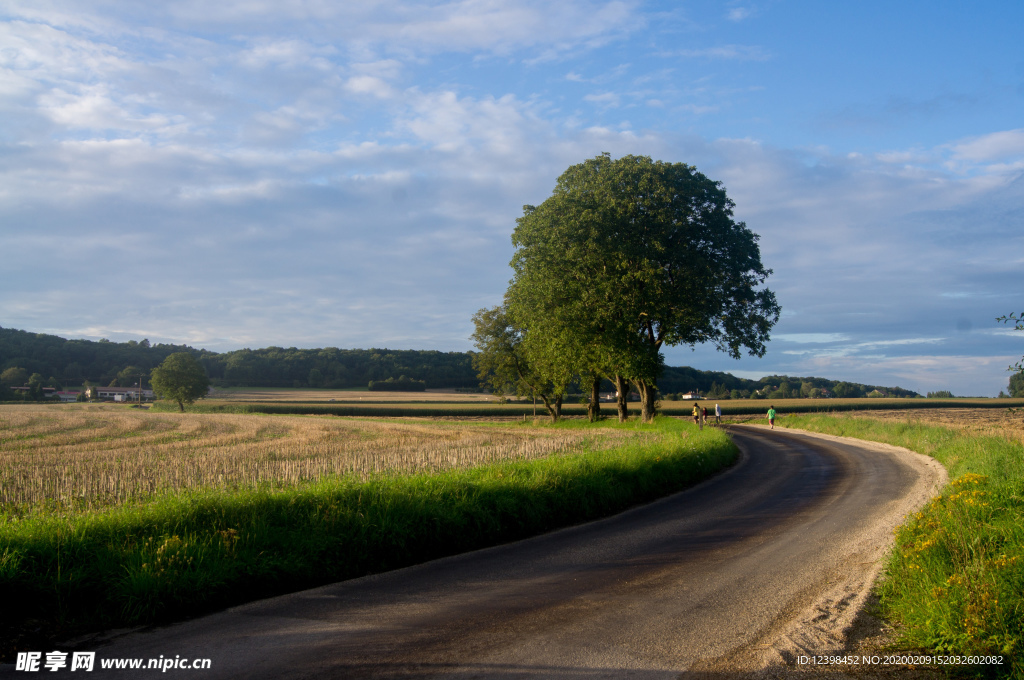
top-left (701, 406), bottom-right (707, 428)
top-left (715, 403), bottom-right (721, 425)
top-left (693, 403), bottom-right (702, 430)
top-left (767, 405), bottom-right (777, 430)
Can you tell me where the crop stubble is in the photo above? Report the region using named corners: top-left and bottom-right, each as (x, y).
top-left (845, 407), bottom-right (1024, 444)
top-left (0, 405), bottom-right (643, 509)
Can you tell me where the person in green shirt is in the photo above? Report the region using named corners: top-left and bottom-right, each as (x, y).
top-left (767, 405), bottom-right (777, 429)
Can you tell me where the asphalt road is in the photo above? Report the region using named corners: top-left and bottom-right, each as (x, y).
top-left (21, 426), bottom-right (943, 679)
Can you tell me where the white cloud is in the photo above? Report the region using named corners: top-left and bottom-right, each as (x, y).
top-left (727, 7), bottom-right (753, 22)
top-left (583, 91), bottom-right (620, 108)
top-left (344, 75), bottom-right (395, 99)
top-left (800, 354), bottom-right (1020, 396)
top-left (675, 45), bottom-right (770, 61)
top-left (950, 128), bottom-right (1024, 163)
top-left (10, 0), bottom-right (643, 58)
top-left (774, 333), bottom-right (850, 344)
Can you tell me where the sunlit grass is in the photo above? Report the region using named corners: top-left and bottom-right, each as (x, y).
top-left (780, 411), bottom-right (1024, 677)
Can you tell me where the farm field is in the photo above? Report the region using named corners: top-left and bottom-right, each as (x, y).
top-left (838, 406), bottom-right (1024, 444)
top-left (0, 403), bottom-right (736, 657)
top-left (167, 393), bottom-right (1024, 419)
top-left (0, 404), bottom-right (646, 510)
top-left (208, 386), bottom-right (498, 402)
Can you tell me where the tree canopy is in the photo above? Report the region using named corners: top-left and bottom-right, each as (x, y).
top-left (470, 305), bottom-right (568, 420)
top-left (151, 352), bottom-right (211, 412)
top-left (997, 313), bottom-right (1023, 397)
top-left (489, 153), bottom-right (781, 422)
top-left (0, 326), bottom-right (478, 390)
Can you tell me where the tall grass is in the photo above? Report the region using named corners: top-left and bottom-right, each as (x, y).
top-left (0, 415), bottom-right (735, 657)
top-left (780, 412), bottom-right (1024, 677)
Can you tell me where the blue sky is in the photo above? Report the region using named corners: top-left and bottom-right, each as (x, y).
top-left (1, 0), bottom-right (1022, 395)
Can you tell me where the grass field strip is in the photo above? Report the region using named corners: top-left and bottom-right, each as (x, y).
top-left (781, 410), bottom-right (1024, 677)
top-left (0, 405), bottom-right (647, 510)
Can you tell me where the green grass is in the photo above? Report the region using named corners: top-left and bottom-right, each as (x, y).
top-left (0, 417), bottom-right (735, 658)
top-left (780, 414), bottom-right (1024, 678)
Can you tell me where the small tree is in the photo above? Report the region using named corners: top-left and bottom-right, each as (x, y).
top-left (1009, 373), bottom-right (1024, 399)
top-left (151, 353), bottom-right (210, 412)
top-left (27, 373), bottom-right (45, 401)
top-left (117, 365), bottom-right (147, 387)
top-left (0, 367), bottom-right (28, 386)
top-left (470, 305), bottom-right (568, 422)
top-left (996, 313), bottom-right (1023, 397)
top-left (927, 390), bottom-right (955, 398)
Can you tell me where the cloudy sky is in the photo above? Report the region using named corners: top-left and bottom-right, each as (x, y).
top-left (1, 1), bottom-right (1022, 395)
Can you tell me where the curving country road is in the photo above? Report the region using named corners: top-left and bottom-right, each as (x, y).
top-left (69, 426), bottom-right (944, 679)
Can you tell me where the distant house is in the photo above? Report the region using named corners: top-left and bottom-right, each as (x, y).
top-left (681, 391), bottom-right (701, 400)
top-left (53, 391), bottom-right (81, 402)
top-left (86, 386), bottom-right (155, 401)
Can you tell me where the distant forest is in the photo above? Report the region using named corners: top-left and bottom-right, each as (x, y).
top-left (0, 326), bottom-right (920, 399)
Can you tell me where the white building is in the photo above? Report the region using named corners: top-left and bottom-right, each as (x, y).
top-left (86, 386), bottom-right (155, 401)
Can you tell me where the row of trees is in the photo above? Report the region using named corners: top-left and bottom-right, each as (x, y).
top-left (0, 326), bottom-right (477, 390)
top-left (472, 154), bottom-right (781, 423)
top-left (656, 367), bottom-right (920, 399)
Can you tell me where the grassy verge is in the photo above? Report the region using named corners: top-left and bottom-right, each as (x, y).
top-left (779, 413), bottom-right (1024, 677)
top-left (0, 418), bottom-right (735, 659)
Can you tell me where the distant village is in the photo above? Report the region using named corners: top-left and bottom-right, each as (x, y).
top-left (7, 385), bottom-right (155, 403)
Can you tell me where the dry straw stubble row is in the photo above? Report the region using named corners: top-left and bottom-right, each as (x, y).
top-left (0, 405), bottom-right (640, 509)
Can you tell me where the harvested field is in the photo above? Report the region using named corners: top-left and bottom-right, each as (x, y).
top-left (844, 407), bottom-right (1024, 443)
top-left (209, 387), bottom-right (498, 402)
top-left (0, 404), bottom-right (642, 510)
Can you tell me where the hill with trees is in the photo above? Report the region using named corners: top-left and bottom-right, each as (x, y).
top-left (0, 326), bottom-right (476, 392)
top-left (0, 324), bottom-right (922, 400)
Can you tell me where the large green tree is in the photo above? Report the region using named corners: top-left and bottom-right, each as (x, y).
top-left (509, 153), bottom-right (780, 422)
top-left (151, 353), bottom-right (210, 412)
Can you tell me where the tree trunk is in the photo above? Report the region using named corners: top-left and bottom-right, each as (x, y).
top-left (614, 374), bottom-right (629, 422)
top-left (539, 393), bottom-right (563, 422)
top-left (634, 379), bottom-right (658, 423)
top-left (587, 376), bottom-right (602, 422)
top-left (177, 399), bottom-right (185, 412)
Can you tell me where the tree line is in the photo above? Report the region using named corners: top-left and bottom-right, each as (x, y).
top-left (0, 326), bottom-right (477, 393)
top-left (656, 366), bottom-right (921, 400)
top-left (0, 324), bottom-right (973, 403)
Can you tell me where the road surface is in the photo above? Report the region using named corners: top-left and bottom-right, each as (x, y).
top-left (17, 426), bottom-right (945, 678)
